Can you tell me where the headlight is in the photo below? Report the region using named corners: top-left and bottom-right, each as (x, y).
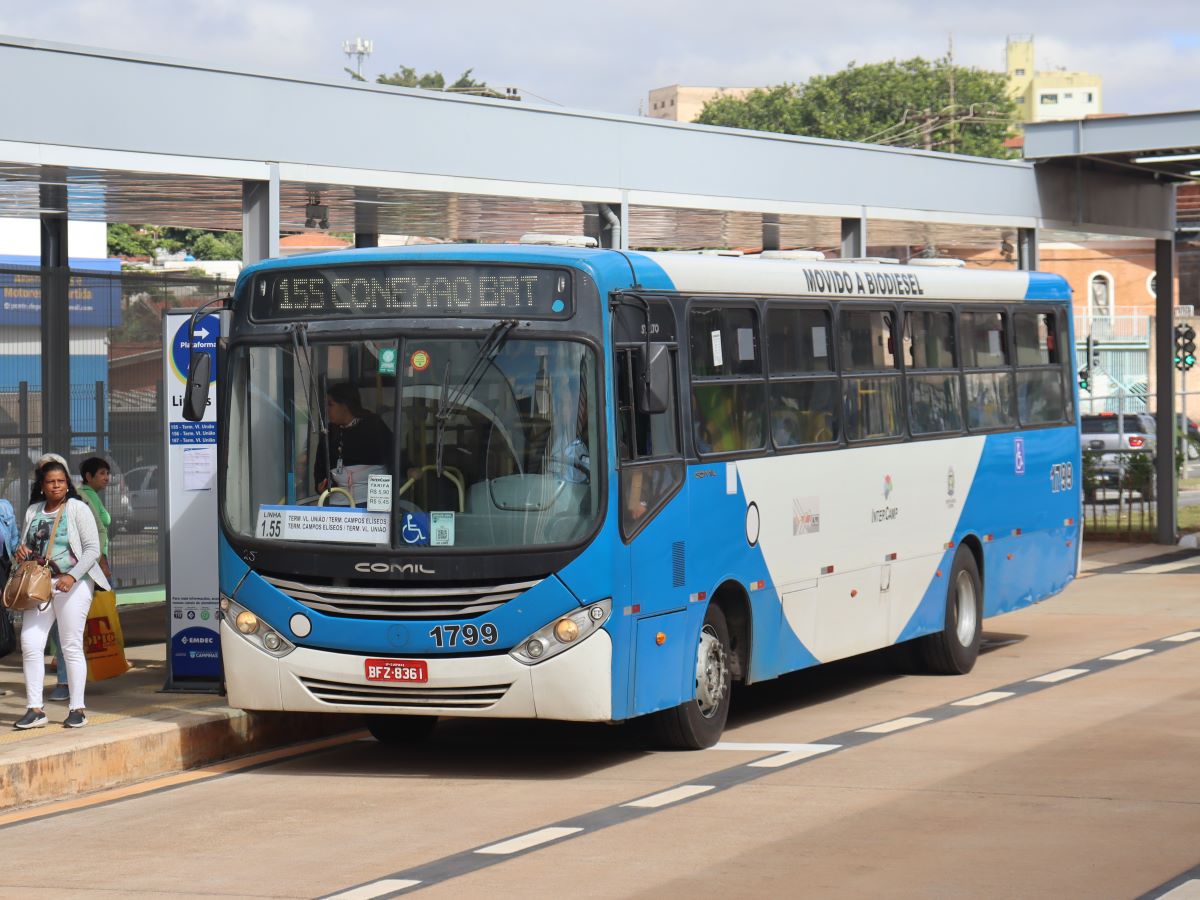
top-left (510, 599), bottom-right (611, 666)
top-left (221, 593), bottom-right (294, 658)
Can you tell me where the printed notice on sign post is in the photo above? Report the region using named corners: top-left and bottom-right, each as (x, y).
top-left (256, 505), bottom-right (390, 544)
top-left (183, 446), bottom-right (216, 491)
top-left (367, 473), bottom-right (393, 512)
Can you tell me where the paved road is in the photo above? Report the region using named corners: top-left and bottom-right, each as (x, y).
top-left (1, 547), bottom-right (1198, 899)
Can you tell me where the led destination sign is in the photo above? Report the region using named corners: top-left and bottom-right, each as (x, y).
top-left (252, 265), bottom-right (573, 321)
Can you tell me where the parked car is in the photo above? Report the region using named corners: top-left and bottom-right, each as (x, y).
top-left (1080, 413), bottom-right (1156, 501)
top-left (120, 465), bottom-right (160, 531)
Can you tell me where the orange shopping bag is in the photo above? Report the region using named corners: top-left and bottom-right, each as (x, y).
top-left (84, 589), bottom-right (131, 681)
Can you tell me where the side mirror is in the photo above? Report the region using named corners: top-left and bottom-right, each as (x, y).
top-left (181, 353), bottom-right (212, 422)
top-left (637, 343), bottom-right (671, 415)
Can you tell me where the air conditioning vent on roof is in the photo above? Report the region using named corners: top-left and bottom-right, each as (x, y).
top-left (841, 257), bottom-right (900, 265)
top-left (908, 258), bottom-right (966, 267)
top-left (759, 250), bottom-right (826, 260)
top-left (518, 234), bottom-right (598, 248)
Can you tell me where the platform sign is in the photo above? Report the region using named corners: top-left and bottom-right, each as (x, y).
top-left (163, 312), bottom-right (222, 689)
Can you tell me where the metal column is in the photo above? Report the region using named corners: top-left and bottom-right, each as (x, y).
top-left (1018, 227), bottom-right (1039, 271)
top-left (762, 214), bottom-right (781, 252)
top-left (355, 186), bottom-right (379, 248)
top-left (841, 215), bottom-right (867, 258)
top-left (1155, 237), bottom-right (1177, 544)
top-left (39, 179), bottom-right (70, 454)
top-left (242, 164), bottom-right (280, 264)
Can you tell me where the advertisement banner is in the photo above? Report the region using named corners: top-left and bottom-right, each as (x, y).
top-left (164, 312), bottom-right (222, 686)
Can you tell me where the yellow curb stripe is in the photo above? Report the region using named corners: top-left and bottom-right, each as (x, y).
top-left (0, 730), bottom-right (365, 827)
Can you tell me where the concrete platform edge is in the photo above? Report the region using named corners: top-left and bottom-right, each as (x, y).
top-left (0, 707), bottom-right (353, 812)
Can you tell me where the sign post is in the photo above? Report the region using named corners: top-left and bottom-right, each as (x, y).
top-left (162, 312), bottom-right (222, 692)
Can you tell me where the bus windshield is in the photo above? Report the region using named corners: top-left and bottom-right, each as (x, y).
top-left (224, 335), bottom-right (601, 551)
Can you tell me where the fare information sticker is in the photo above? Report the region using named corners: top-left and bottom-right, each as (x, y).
top-left (256, 505), bottom-right (389, 544)
top-left (367, 474), bottom-right (393, 512)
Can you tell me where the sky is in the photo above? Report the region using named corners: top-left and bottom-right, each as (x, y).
top-left (2, 1), bottom-right (1198, 118)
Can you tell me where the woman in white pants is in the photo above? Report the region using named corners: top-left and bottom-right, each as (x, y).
top-left (13, 460), bottom-right (110, 730)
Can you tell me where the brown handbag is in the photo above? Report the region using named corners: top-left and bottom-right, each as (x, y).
top-left (2, 504), bottom-right (66, 612)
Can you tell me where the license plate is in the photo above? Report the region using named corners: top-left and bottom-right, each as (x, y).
top-left (364, 659), bottom-right (428, 683)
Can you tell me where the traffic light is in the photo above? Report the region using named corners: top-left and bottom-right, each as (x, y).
top-left (1078, 367), bottom-right (1091, 392)
top-left (1175, 324), bottom-right (1196, 372)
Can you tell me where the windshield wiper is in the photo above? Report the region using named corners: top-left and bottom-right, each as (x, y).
top-left (434, 319), bottom-right (516, 476)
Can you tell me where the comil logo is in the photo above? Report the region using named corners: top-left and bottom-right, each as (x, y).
top-left (355, 562), bottom-right (436, 575)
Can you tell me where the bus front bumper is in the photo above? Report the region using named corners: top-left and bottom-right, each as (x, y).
top-left (220, 621), bottom-right (614, 722)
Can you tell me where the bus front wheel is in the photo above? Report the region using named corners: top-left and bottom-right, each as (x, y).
top-left (919, 545), bottom-right (982, 675)
top-left (365, 714), bottom-right (438, 745)
top-left (650, 604), bottom-right (732, 750)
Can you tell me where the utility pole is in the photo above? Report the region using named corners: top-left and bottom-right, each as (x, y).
top-left (947, 33), bottom-right (956, 154)
top-left (921, 108), bottom-right (934, 152)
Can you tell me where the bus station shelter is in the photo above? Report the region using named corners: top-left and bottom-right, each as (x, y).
top-left (0, 35), bottom-right (1196, 542)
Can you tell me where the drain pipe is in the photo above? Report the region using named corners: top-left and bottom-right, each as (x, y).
top-left (600, 204), bottom-right (622, 250)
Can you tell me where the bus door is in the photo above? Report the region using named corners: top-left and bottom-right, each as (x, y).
top-left (613, 300), bottom-right (688, 713)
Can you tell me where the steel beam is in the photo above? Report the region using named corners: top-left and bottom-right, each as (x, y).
top-left (1155, 237), bottom-right (1177, 544)
top-left (39, 178), bottom-right (69, 454)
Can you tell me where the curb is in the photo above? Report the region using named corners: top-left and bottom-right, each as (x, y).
top-left (0, 706), bottom-right (352, 812)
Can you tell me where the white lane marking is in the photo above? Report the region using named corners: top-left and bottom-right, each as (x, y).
top-left (857, 716), bottom-right (932, 734)
top-left (1136, 559), bottom-right (1200, 575)
top-left (714, 741), bottom-right (841, 753)
top-left (623, 784), bottom-right (715, 808)
top-left (1027, 668), bottom-right (1089, 683)
top-left (1158, 879), bottom-right (1200, 899)
top-left (1101, 648), bottom-right (1154, 661)
top-left (1164, 631), bottom-right (1200, 642)
top-left (476, 827), bottom-right (583, 855)
top-left (326, 880), bottom-right (422, 899)
top-left (952, 691), bottom-right (1015, 707)
top-left (749, 745), bottom-right (841, 768)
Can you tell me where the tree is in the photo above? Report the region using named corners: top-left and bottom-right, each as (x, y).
top-left (696, 58), bottom-right (1017, 159)
top-left (372, 65), bottom-right (503, 98)
top-left (107, 224), bottom-right (242, 261)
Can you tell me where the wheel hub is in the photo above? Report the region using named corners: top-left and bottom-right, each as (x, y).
top-left (954, 570), bottom-right (977, 647)
top-left (695, 625), bottom-right (729, 718)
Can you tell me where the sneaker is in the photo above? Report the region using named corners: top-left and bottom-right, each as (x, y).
top-left (48, 684), bottom-right (70, 702)
top-left (64, 708), bottom-right (87, 729)
top-left (14, 709), bottom-right (47, 730)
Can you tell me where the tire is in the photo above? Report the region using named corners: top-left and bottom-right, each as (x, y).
top-left (364, 714), bottom-right (438, 745)
top-left (918, 545), bottom-right (982, 675)
top-left (649, 604), bottom-right (733, 750)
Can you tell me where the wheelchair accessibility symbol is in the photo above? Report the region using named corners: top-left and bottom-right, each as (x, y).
top-left (401, 512), bottom-right (430, 546)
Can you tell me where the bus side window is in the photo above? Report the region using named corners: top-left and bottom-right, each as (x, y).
top-left (961, 309), bottom-right (1016, 431)
top-left (841, 307), bottom-right (903, 442)
top-left (617, 348), bottom-right (682, 539)
top-left (905, 309), bottom-right (963, 436)
top-left (1014, 310), bottom-right (1067, 426)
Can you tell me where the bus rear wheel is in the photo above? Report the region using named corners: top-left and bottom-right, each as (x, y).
top-left (918, 545), bottom-right (982, 675)
top-left (650, 604), bottom-right (732, 750)
top-left (365, 714), bottom-right (438, 745)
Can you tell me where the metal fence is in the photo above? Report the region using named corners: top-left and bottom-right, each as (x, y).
top-left (0, 263), bottom-right (233, 588)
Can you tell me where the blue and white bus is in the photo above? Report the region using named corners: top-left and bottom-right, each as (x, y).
top-left (196, 242), bottom-right (1080, 748)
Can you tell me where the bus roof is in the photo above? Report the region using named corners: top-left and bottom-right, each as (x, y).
top-left (236, 243), bottom-right (1071, 304)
